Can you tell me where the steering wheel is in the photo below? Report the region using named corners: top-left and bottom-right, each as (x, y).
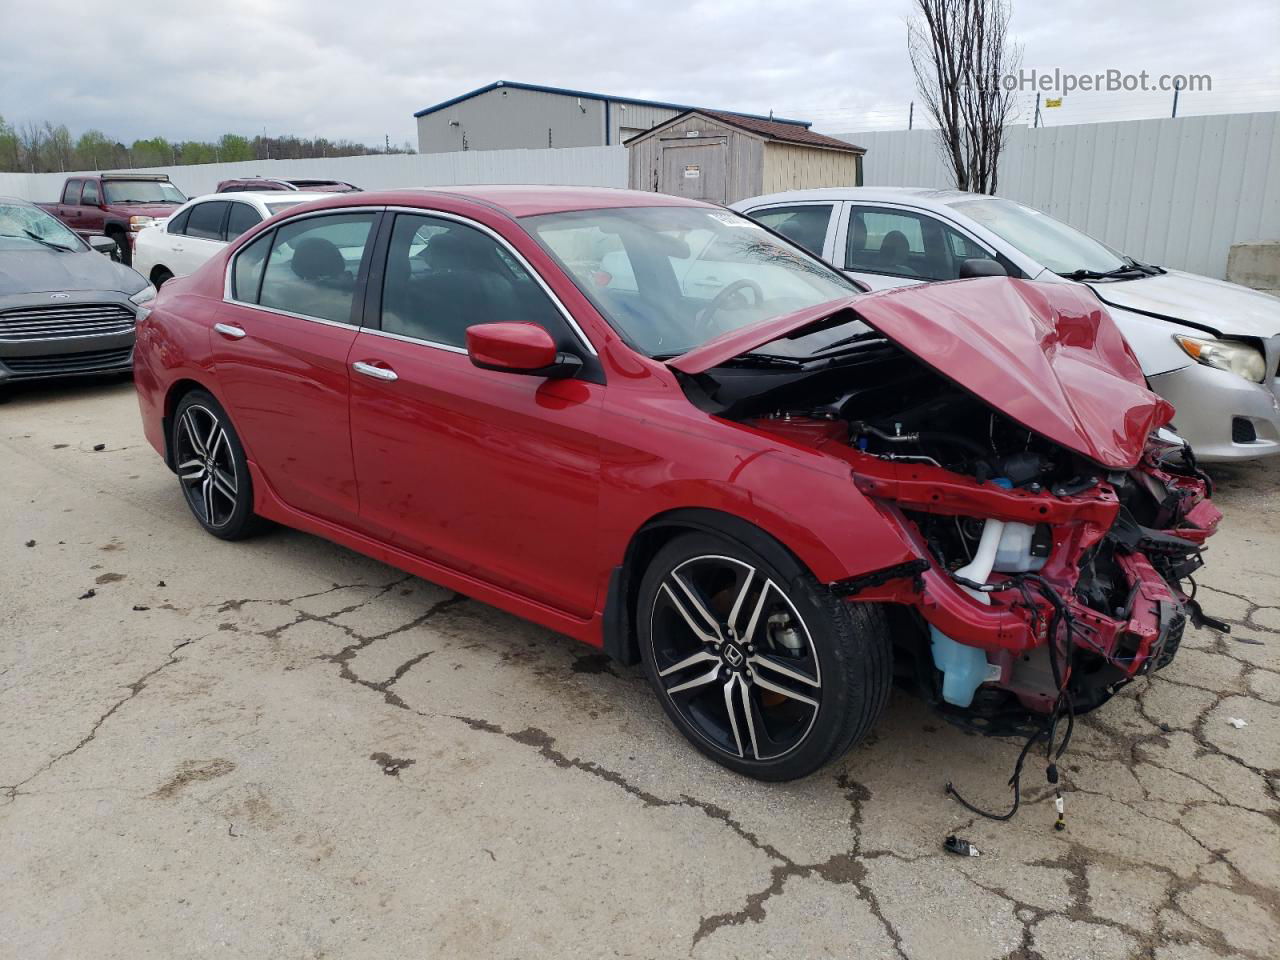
top-left (697, 278), bottom-right (764, 338)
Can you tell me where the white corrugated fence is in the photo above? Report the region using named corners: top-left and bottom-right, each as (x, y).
top-left (836, 112), bottom-right (1280, 279)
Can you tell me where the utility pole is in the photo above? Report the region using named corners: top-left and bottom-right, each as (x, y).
top-left (1034, 92), bottom-right (1041, 128)
top-left (1172, 77), bottom-right (1183, 118)
top-left (385, 134), bottom-right (390, 152)
top-left (908, 101), bottom-right (914, 130)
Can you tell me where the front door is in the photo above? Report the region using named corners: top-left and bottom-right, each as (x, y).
top-left (837, 204), bottom-right (1003, 291)
top-left (347, 211), bottom-right (603, 617)
top-left (662, 141), bottom-right (728, 203)
top-left (212, 209), bottom-right (379, 526)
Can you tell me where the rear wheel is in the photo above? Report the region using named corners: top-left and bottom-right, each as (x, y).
top-left (171, 390), bottom-right (265, 540)
top-left (638, 530), bottom-right (892, 781)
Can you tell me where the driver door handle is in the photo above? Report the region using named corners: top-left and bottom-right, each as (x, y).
top-left (353, 361), bottom-right (398, 382)
top-left (213, 322), bottom-right (246, 340)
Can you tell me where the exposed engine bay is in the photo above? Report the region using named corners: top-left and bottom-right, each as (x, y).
top-left (679, 323), bottom-right (1224, 730)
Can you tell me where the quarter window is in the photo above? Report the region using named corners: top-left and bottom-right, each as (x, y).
top-left (232, 230), bottom-right (273, 302)
top-left (750, 204), bottom-right (833, 256)
top-left (167, 207), bottom-right (192, 235)
top-left (186, 201), bottom-right (229, 241)
top-left (225, 202), bottom-right (261, 240)
top-left (845, 207), bottom-right (997, 281)
top-left (81, 180), bottom-right (100, 205)
top-left (380, 214), bottom-right (564, 348)
top-left (258, 213), bottom-right (375, 324)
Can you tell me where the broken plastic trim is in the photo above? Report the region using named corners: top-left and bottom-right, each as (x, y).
top-left (829, 558), bottom-right (930, 598)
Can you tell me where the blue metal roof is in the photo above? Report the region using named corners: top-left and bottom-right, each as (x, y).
top-left (413, 80), bottom-right (811, 128)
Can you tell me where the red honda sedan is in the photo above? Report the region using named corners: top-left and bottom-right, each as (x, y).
top-left (134, 186), bottom-right (1220, 781)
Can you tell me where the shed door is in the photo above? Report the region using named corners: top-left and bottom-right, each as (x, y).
top-left (661, 142), bottom-right (727, 203)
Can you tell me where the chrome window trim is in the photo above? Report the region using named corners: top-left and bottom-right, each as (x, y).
top-left (381, 205), bottom-right (598, 357)
top-left (221, 204), bottom-right (598, 359)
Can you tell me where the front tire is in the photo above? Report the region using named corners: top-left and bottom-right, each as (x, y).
top-left (638, 530), bottom-right (892, 781)
top-left (171, 390), bottom-right (264, 540)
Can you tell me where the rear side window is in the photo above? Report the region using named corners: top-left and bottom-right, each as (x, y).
top-left (225, 202), bottom-right (261, 240)
top-left (167, 208), bottom-right (192, 235)
top-left (81, 180), bottom-right (100, 205)
top-left (232, 230), bottom-right (273, 302)
top-left (62, 180), bottom-right (82, 204)
top-left (257, 213), bottom-right (375, 323)
top-left (186, 201), bottom-right (229, 241)
top-left (750, 204), bottom-right (833, 255)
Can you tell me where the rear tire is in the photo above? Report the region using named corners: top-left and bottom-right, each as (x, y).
top-left (170, 390), bottom-right (266, 541)
top-left (637, 529), bottom-right (892, 781)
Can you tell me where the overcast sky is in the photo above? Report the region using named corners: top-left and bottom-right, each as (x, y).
top-left (1, 0), bottom-right (1277, 146)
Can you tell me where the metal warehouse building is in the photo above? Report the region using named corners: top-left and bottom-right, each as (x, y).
top-left (413, 80), bottom-right (814, 154)
top-left (626, 109), bottom-right (865, 205)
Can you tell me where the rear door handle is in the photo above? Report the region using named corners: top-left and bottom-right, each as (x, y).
top-left (213, 322), bottom-right (246, 340)
top-left (352, 361), bottom-right (398, 382)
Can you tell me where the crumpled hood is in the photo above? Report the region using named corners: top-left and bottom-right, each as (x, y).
top-left (1088, 269), bottom-right (1280, 339)
top-left (0, 247), bottom-right (145, 295)
top-left (672, 278), bottom-right (1173, 470)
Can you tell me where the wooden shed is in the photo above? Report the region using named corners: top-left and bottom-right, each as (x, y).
top-left (625, 109), bottom-right (865, 205)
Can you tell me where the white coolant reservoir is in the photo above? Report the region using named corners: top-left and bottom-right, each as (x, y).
top-left (993, 522), bottom-right (1047, 573)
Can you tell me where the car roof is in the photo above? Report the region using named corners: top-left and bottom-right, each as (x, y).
top-left (734, 186), bottom-right (985, 210)
top-left (289, 185), bottom-right (715, 218)
top-left (185, 191), bottom-right (335, 207)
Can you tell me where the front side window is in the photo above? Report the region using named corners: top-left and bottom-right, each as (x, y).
top-left (81, 180), bottom-right (100, 205)
top-left (845, 206), bottom-right (997, 281)
top-left (102, 180), bottom-right (187, 204)
top-left (380, 214), bottom-right (564, 348)
top-left (749, 204), bottom-right (833, 255)
top-left (62, 180), bottom-right (82, 205)
top-left (257, 213), bottom-right (375, 323)
top-left (949, 197), bottom-right (1125, 275)
top-left (0, 203), bottom-right (82, 251)
top-left (186, 201), bottom-right (228, 241)
top-left (527, 206), bottom-right (855, 357)
top-left (225, 202), bottom-right (261, 240)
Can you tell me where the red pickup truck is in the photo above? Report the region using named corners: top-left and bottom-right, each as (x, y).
top-left (38, 174), bottom-right (187, 266)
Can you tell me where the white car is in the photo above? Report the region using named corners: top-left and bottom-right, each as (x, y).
top-left (132, 191), bottom-right (332, 287)
top-left (733, 188), bottom-right (1280, 461)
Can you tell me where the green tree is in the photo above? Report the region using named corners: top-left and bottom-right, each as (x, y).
top-left (73, 129), bottom-right (114, 170)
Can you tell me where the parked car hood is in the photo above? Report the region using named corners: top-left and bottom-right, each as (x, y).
top-left (111, 202), bottom-right (182, 220)
top-left (0, 246), bottom-right (144, 295)
top-left (671, 278), bottom-right (1171, 469)
top-left (1086, 269), bottom-right (1280, 339)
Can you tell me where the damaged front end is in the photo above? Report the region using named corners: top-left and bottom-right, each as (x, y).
top-left (673, 278), bottom-right (1225, 731)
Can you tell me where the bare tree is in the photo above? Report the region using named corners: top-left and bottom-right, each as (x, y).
top-left (909, 0), bottom-right (1021, 193)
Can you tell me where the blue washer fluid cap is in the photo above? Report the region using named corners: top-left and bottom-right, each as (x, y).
top-left (992, 477), bottom-right (1013, 489)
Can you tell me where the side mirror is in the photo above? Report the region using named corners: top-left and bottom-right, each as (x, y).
top-left (88, 235), bottom-right (119, 259)
top-left (959, 258), bottom-right (1008, 279)
top-left (466, 322), bottom-right (582, 379)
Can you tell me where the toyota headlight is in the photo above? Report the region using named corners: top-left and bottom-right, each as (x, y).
top-left (1173, 335), bottom-right (1266, 383)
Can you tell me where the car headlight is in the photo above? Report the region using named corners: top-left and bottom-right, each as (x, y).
top-left (128, 216), bottom-right (157, 232)
top-left (1173, 335), bottom-right (1267, 383)
top-left (129, 285), bottom-right (157, 306)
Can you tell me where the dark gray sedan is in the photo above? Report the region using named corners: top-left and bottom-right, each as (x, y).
top-left (0, 197), bottom-right (154, 384)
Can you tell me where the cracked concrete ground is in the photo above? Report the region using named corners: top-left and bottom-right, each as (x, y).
top-left (2, 378), bottom-right (1278, 960)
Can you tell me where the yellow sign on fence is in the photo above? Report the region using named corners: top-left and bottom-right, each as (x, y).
top-left (1044, 97), bottom-right (1063, 108)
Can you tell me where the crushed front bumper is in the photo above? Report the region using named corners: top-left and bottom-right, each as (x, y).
top-left (835, 449), bottom-right (1221, 714)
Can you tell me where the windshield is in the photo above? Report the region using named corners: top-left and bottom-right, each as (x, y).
top-left (949, 197), bottom-right (1126, 275)
top-left (0, 203), bottom-right (83, 250)
top-left (265, 200), bottom-right (305, 215)
top-left (525, 206), bottom-right (856, 357)
top-left (102, 180), bottom-right (187, 205)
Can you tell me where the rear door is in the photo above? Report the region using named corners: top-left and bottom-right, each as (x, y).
top-left (212, 209), bottom-right (380, 525)
top-left (175, 200), bottom-right (231, 275)
top-left (347, 210), bottom-right (603, 617)
top-left (742, 202), bottom-right (838, 259)
top-left (58, 180), bottom-right (83, 232)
